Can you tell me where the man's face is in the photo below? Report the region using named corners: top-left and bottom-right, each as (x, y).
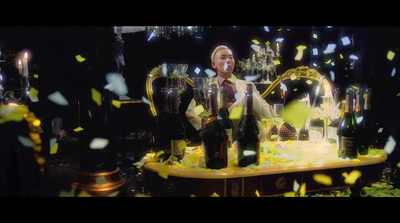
top-left (211, 48), bottom-right (235, 77)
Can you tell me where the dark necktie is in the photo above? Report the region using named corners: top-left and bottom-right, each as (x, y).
top-left (221, 80), bottom-right (235, 101)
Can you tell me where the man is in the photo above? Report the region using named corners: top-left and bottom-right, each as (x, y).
top-left (186, 45), bottom-right (273, 141)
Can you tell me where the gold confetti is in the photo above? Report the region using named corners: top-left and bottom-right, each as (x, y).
top-left (75, 54), bottom-right (86, 63)
top-left (299, 183), bottom-right (306, 196)
top-left (229, 106), bottom-right (243, 120)
top-left (34, 74), bottom-right (39, 79)
top-left (342, 170), bottom-right (362, 185)
top-left (73, 126), bottom-right (84, 132)
top-left (211, 192), bottom-right (220, 197)
top-left (158, 164), bottom-right (169, 179)
top-left (112, 100), bottom-right (122, 108)
top-left (255, 190), bottom-right (260, 197)
top-left (91, 88), bottom-right (102, 106)
top-left (387, 50), bottom-right (395, 61)
top-left (252, 39), bottom-right (260, 45)
top-left (265, 41), bottom-right (270, 46)
top-left (29, 87), bottom-right (39, 98)
top-left (306, 80), bottom-right (313, 85)
top-left (194, 104), bottom-right (205, 116)
top-left (273, 60), bottom-right (281, 65)
top-left (50, 142), bottom-right (58, 155)
top-left (283, 191), bottom-right (296, 197)
top-left (313, 173), bottom-right (332, 185)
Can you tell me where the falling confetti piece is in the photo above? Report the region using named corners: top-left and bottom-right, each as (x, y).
top-left (194, 67), bottom-right (201, 74)
top-left (141, 96), bottom-right (152, 106)
top-left (306, 80), bottom-right (313, 85)
top-left (283, 191), bottom-right (296, 197)
top-left (252, 39), bottom-right (260, 45)
top-left (29, 87), bottom-right (39, 102)
top-left (91, 88), bottom-right (102, 106)
top-left (265, 41), bottom-right (270, 46)
top-left (112, 100), bottom-right (122, 108)
top-left (313, 173), bottom-right (332, 185)
top-left (349, 54), bottom-right (359, 60)
top-left (387, 50), bottom-right (395, 61)
top-left (312, 48), bottom-right (318, 56)
top-left (234, 91), bottom-right (242, 101)
top-left (50, 142), bottom-right (58, 155)
top-left (211, 192), bottom-right (220, 197)
top-left (50, 137), bottom-right (57, 148)
top-left (223, 61), bottom-right (228, 71)
top-left (273, 60), bottom-right (281, 65)
top-left (194, 104), bottom-right (205, 116)
top-left (323, 43), bottom-right (337, 54)
top-left (271, 91), bottom-right (275, 95)
top-left (255, 190), bottom-right (260, 197)
top-left (73, 126), bottom-right (84, 132)
top-left (89, 137), bottom-right (109, 150)
top-left (342, 170), bottom-right (362, 185)
top-left (330, 70), bottom-right (335, 82)
top-left (244, 74), bottom-right (260, 82)
top-left (294, 45), bottom-right (307, 61)
top-left (204, 69), bottom-right (216, 77)
top-left (341, 36), bottom-right (351, 46)
top-left (293, 180), bottom-right (300, 192)
top-left (290, 73), bottom-right (297, 80)
top-left (263, 26), bottom-right (270, 32)
top-left (159, 164), bottom-right (169, 179)
top-left (17, 135), bottom-right (34, 147)
top-left (251, 44), bottom-right (261, 52)
top-left (229, 106), bottom-right (243, 120)
top-left (75, 54), bottom-right (86, 63)
top-left (34, 74), bottom-right (39, 79)
top-left (276, 37), bottom-right (284, 42)
top-left (383, 135), bottom-right (396, 155)
top-left (391, 67), bottom-right (396, 77)
top-left (104, 73), bottom-right (128, 96)
top-left (48, 91), bottom-right (69, 106)
top-left (299, 183), bottom-right (306, 196)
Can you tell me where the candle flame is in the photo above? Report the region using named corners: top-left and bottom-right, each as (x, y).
top-left (24, 52), bottom-right (28, 59)
top-left (18, 60), bottom-right (22, 65)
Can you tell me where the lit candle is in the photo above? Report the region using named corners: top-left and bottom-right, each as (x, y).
top-left (276, 43), bottom-right (280, 56)
top-left (23, 52), bottom-right (28, 77)
top-left (18, 59), bottom-right (22, 75)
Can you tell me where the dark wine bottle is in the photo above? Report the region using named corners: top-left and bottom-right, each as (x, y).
top-left (201, 83), bottom-right (228, 169)
top-left (237, 83), bottom-right (260, 167)
top-left (154, 89), bottom-right (171, 160)
top-left (337, 88), bottom-right (358, 159)
top-left (355, 88), bottom-right (368, 155)
top-left (363, 88), bottom-right (375, 150)
top-left (219, 87), bottom-right (233, 148)
top-left (168, 90), bottom-right (186, 161)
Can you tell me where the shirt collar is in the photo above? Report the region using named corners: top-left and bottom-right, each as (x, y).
top-left (217, 74), bottom-right (234, 85)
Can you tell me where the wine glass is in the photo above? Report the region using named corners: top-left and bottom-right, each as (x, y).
top-left (273, 104), bottom-right (284, 141)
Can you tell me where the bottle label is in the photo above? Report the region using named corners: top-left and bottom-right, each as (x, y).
top-left (171, 140), bottom-right (186, 156)
top-left (340, 136), bottom-right (357, 154)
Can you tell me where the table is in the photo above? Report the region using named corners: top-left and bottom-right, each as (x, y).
top-left (141, 141), bottom-right (387, 197)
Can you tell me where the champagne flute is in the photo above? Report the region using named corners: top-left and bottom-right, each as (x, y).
top-left (273, 104), bottom-right (284, 141)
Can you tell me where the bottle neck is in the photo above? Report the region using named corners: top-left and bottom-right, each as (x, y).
top-left (209, 83), bottom-right (219, 116)
top-left (244, 94), bottom-right (253, 115)
top-left (364, 92), bottom-right (371, 110)
top-left (345, 94), bottom-right (353, 113)
top-left (170, 91), bottom-right (179, 114)
top-left (355, 93), bottom-right (363, 112)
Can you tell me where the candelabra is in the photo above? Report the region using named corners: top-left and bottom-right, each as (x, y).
top-left (238, 45), bottom-right (280, 83)
top-left (146, 26), bottom-right (203, 39)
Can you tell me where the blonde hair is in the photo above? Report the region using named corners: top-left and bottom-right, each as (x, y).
top-left (211, 45), bottom-right (230, 63)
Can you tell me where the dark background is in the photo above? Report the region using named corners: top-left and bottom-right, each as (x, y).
top-left (0, 26), bottom-right (400, 159)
